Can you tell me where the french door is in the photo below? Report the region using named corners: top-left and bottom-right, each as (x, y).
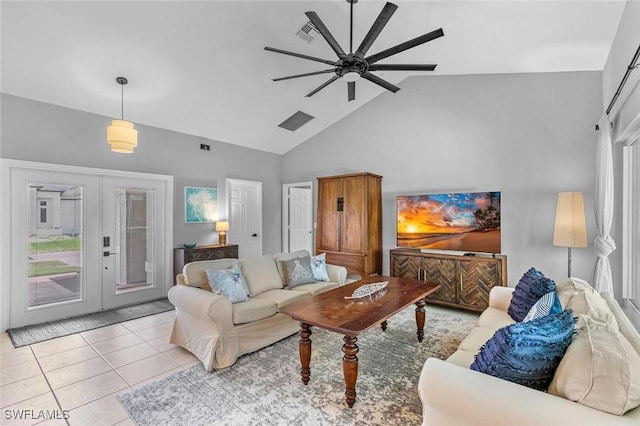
top-left (3, 161), bottom-right (172, 328)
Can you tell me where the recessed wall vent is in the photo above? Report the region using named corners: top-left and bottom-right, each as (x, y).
top-left (296, 21), bottom-right (319, 44)
top-left (278, 111), bottom-right (314, 132)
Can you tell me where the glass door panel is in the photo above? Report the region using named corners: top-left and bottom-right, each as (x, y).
top-left (102, 176), bottom-right (166, 309)
top-left (28, 183), bottom-right (83, 307)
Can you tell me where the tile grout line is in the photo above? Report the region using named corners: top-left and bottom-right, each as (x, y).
top-left (29, 345), bottom-right (71, 426)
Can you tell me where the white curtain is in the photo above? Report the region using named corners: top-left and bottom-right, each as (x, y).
top-left (592, 113), bottom-right (616, 294)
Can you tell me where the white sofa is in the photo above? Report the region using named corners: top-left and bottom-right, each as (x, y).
top-left (168, 250), bottom-right (347, 371)
top-left (418, 279), bottom-right (640, 425)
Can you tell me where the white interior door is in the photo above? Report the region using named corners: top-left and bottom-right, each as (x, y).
top-left (227, 179), bottom-right (262, 258)
top-left (101, 176), bottom-right (169, 309)
top-left (288, 187), bottom-right (313, 253)
top-left (7, 167), bottom-right (101, 327)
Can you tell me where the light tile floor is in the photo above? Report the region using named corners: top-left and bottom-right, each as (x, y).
top-left (0, 310), bottom-right (198, 425)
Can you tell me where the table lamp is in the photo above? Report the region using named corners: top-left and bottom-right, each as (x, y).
top-left (553, 192), bottom-right (587, 277)
top-left (216, 221), bottom-right (229, 245)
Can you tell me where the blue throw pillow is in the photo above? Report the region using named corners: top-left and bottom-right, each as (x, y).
top-left (310, 253), bottom-right (330, 282)
top-left (523, 291), bottom-right (563, 322)
top-left (206, 265), bottom-right (248, 303)
top-left (471, 310), bottom-right (575, 391)
top-left (283, 256), bottom-right (316, 288)
top-left (508, 267), bottom-right (556, 321)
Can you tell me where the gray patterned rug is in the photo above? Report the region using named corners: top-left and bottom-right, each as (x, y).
top-left (118, 305), bottom-right (477, 426)
top-left (7, 298), bottom-right (174, 347)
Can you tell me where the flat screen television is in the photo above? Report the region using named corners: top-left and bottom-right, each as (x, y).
top-left (396, 191), bottom-right (501, 254)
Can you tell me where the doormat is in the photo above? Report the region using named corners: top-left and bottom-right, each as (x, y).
top-left (7, 298), bottom-right (174, 348)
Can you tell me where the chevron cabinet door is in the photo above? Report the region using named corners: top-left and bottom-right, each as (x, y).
top-left (390, 248), bottom-right (507, 312)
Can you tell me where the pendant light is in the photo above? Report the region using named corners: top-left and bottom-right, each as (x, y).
top-left (107, 77), bottom-right (138, 153)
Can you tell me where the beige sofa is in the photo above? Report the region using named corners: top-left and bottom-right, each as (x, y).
top-left (418, 278), bottom-right (640, 425)
top-left (167, 250), bottom-right (347, 371)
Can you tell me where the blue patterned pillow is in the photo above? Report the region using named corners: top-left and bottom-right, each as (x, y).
top-left (283, 256), bottom-right (316, 288)
top-left (206, 265), bottom-right (248, 303)
top-left (310, 253), bottom-right (330, 282)
top-left (523, 291), bottom-right (563, 322)
top-left (471, 310), bottom-right (574, 391)
top-left (508, 267), bottom-right (556, 321)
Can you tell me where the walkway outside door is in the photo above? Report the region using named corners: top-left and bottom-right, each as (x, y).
top-left (226, 179), bottom-right (262, 258)
top-left (3, 160), bottom-right (172, 328)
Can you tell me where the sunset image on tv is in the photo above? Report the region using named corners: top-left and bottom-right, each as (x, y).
top-left (397, 192), bottom-right (501, 253)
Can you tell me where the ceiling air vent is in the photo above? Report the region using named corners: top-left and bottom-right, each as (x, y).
top-left (296, 21), bottom-right (319, 44)
top-left (278, 111), bottom-right (314, 132)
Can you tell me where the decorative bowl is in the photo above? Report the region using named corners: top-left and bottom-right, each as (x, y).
top-left (183, 243), bottom-right (197, 249)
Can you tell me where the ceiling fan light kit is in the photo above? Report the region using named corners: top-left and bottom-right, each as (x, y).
top-left (265, 0), bottom-right (443, 101)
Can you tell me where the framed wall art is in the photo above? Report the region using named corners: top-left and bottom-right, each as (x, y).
top-left (185, 186), bottom-right (219, 223)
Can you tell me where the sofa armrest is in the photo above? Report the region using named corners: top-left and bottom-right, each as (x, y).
top-left (488, 286), bottom-right (514, 311)
top-left (418, 358), bottom-right (637, 426)
top-left (168, 285), bottom-right (234, 334)
top-left (327, 264), bottom-right (347, 286)
top-left (176, 273), bottom-right (186, 285)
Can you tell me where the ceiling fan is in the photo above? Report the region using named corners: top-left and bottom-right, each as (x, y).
top-left (265, 0), bottom-right (444, 102)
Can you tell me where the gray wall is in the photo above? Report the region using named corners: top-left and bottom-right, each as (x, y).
top-left (282, 71), bottom-right (602, 286)
top-left (0, 94), bottom-right (283, 255)
top-left (603, 0), bottom-right (640, 301)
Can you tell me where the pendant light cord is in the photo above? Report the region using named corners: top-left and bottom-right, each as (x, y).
top-left (121, 82), bottom-right (124, 120)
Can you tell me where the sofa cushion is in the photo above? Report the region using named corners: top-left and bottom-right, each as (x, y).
top-left (274, 250), bottom-right (310, 286)
top-left (565, 287), bottom-right (619, 330)
top-left (240, 255), bottom-right (283, 296)
top-left (459, 326), bottom-right (499, 354)
top-left (282, 256), bottom-right (316, 288)
top-left (310, 253), bottom-right (330, 282)
top-left (253, 289), bottom-right (310, 309)
top-left (549, 316), bottom-right (640, 415)
top-left (556, 277), bottom-right (594, 308)
top-left (183, 259), bottom-right (240, 291)
top-left (477, 307), bottom-right (516, 330)
top-left (470, 310), bottom-right (574, 391)
top-left (232, 298), bottom-right (277, 325)
top-left (446, 350), bottom-right (477, 368)
top-left (523, 291), bottom-right (562, 322)
top-left (289, 281), bottom-right (339, 296)
top-left (206, 265), bottom-right (248, 303)
top-left (508, 267), bottom-right (555, 322)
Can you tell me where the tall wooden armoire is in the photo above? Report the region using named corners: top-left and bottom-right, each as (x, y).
top-left (315, 172), bottom-right (382, 278)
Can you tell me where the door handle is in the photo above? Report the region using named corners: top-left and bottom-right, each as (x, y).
top-left (252, 233), bottom-right (258, 237)
top-left (103, 252), bottom-right (119, 257)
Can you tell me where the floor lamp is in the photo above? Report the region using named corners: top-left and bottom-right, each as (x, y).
top-left (553, 192), bottom-right (588, 278)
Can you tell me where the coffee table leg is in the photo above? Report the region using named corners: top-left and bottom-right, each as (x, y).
top-left (342, 335), bottom-right (359, 408)
top-left (299, 322), bottom-right (312, 385)
top-left (380, 320), bottom-right (388, 331)
top-left (415, 299), bottom-right (426, 342)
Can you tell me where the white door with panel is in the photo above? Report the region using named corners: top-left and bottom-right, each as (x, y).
top-left (288, 187), bottom-right (313, 253)
top-left (226, 179), bottom-right (262, 258)
top-left (3, 161), bottom-right (172, 328)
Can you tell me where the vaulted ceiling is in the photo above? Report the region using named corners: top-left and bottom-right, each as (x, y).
top-left (1, 1), bottom-right (626, 154)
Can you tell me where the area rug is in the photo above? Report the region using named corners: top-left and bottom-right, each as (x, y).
top-left (118, 305), bottom-right (477, 426)
top-left (8, 298), bottom-right (174, 347)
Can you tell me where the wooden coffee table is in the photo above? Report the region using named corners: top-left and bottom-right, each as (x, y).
top-left (279, 275), bottom-right (441, 407)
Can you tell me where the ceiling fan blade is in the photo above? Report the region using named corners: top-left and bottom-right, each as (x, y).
top-left (354, 2), bottom-right (398, 59)
top-left (305, 11), bottom-right (348, 59)
top-left (362, 72), bottom-right (400, 93)
top-left (273, 69), bottom-right (337, 82)
top-left (368, 64), bottom-right (437, 71)
top-left (264, 47), bottom-right (337, 66)
top-left (365, 28), bottom-right (444, 65)
top-left (306, 75), bottom-right (340, 97)
top-left (348, 81), bottom-right (356, 102)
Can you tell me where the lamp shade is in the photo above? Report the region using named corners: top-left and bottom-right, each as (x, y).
top-left (107, 119), bottom-right (138, 153)
top-left (553, 192), bottom-right (587, 248)
top-left (215, 221), bottom-right (230, 232)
